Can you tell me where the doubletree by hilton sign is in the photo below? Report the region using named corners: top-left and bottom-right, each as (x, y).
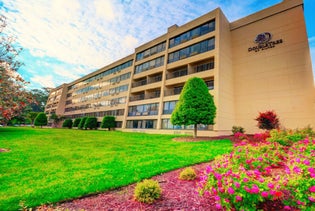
top-left (248, 32), bottom-right (283, 52)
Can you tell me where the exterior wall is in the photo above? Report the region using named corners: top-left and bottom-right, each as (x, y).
top-left (231, 0), bottom-right (315, 133)
top-left (215, 9), bottom-right (235, 134)
top-left (45, 0), bottom-right (315, 135)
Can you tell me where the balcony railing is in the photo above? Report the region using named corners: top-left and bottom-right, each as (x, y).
top-left (132, 79), bottom-right (147, 88)
top-left (132, 75), bottom-right (162, 88)
top-left (129, 94), bottom-right (145, 102)
top-left (193, 61), bottom-right (214, 73)
top-left (166, 62), bottom-right (214, 80)
top-left (148, 75), bottom-right (162, 84)
top-left (166, 69), bottom-right (187, 80)
top-left (129, 92), bottom-right (161, 102)
top-left (164, 87), bottom-right (183, 96)
top-left (128, 110), bottom-right (158, 116)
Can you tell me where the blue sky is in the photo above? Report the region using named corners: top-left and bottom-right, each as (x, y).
top-left (0, 0), bottom-right (314, 89)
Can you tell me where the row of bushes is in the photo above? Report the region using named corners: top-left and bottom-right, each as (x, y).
top-left (62, 116), bottom-right (116, 130)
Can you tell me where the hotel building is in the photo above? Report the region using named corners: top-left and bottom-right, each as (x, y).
top-left (45, 0), bottom-right (315, 136)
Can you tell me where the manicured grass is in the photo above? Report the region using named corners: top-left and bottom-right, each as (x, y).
top-left (0, 127), bottom-right (232, 210)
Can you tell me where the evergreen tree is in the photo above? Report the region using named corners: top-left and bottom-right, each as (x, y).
top-left (34, 112), bottom-right (47, 128)
top-left (84, 117), bottom-right (97, 130)
top-left (62, 119), bottom-right (73, 129)
top-left (73, 118), bottom-right (81, 127)
top-left (78, 117), bottom-right (87, 130)
top-left (101, 116), bottom-right (116, 131)
top-left (171, 77), bottom-right (216, 138)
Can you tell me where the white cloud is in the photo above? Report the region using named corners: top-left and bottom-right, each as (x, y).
top-left (1, 0), bottom-right (311, 89)
top-left (31, 75), bottom-right (55, 88)
top-left (94, 0), bottom-right (116, 21)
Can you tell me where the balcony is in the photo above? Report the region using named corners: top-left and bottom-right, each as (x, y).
top-left (192, 61), bottom-right (214, 73)
top-left (129, 91), bottom-right (161, 102)
top-left (148, 74), bottom-right (162, 84)
top-left (166, 69), bottom-right (187, 80)
top-left (164, 87), bottom-right (183, 96)
top-left (128, 110), bottom-right (158, 116)
top-left (132, 74), bottom-right (162, 88)
top-left (132, 79), bottom-right (147, 88)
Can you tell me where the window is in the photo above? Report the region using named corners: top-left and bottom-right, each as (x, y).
top-left (128, 103), bottom-right (159, 116)
top-left (126, 120), bottom-right (157, 129)
top-left (206, 80), bottom-right (214, 90)
top-left (136, 42), bottom-right (166, 61)
top-left (163, 101), bottom-right (177, 114)
top-left (169, 19), bottom-right (215, 48)
top-left (168, 37), bottom-right (215, 64)
top-left (161, 119), bottom-right (211, 130)
top-left (82, 60), bottom-right (133, 84)
top-left (134, 56), bottom-right (164, 74)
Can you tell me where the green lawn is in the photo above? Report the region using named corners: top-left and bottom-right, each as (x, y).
top-left (0, 127), bottom-right (232, 210)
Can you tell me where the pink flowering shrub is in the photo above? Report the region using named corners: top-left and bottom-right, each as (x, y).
top-left (198, 130), bottom-right (315, 210)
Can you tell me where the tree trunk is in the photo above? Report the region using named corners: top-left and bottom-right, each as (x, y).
top-left (194, 124), bottom-right (197, 138)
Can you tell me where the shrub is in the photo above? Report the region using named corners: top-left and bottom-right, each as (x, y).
top-left (179, 167), bottom-right (197, 180)
top-left (34, 112), bottom-right (47, 128)
top-left (232, 126), bottom-right (245, 134)
top-left (198, 130), bottom-right (315, 210)
top-left (255, 110), bottom-right (280, 130)
top-left (73, 118), bottom-right (81, 127)
top-left (234, 132), bottom-right (248, 141)
top-left (78, 117), bottom-right (87, 130)
top-left (134, 179), bottom-right (162, 204)
top-left (84, 117), bottom-right (97, 130)
top-left (101, 116), bottom-right (116, 131)
top-left (268, 126), bottom-right (315, 146)
top-left (62, 119), bottom-right (73, 129)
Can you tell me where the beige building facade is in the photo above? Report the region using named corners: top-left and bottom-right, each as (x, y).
top-left (45, 0), bottom-right (315, 135)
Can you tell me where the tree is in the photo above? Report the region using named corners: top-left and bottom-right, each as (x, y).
top-left (49, 113), bottom-right (65, 128)
top-left (62, 119), bottom-right (73, 129)
top-left (28, 88), bottom-right (49, 112)
top-left (27, 112), bottom-right (39, 127)
top-left (171, 77), bottom-right (216, 138)
top-left (255, 110), bottom-right (280, 130)
top-left (34, 112), bottom-right (47, 128)
top-left (0, 15), bottom-right (34, 123)
top-left (73, 118), bottom-right (81, 127)
top-left (78, 117), bottom-right (87, 130)
top-left (84, 117), bottom-right (97, 130)
top-left (101, 116), bottom-right (116, 131)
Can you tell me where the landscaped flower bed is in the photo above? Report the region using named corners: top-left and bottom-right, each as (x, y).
top-left (198, 129), bottom-right (315, 210)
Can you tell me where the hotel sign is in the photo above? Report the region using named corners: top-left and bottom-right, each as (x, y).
top-left (248, 32), bottom-right (283, 52)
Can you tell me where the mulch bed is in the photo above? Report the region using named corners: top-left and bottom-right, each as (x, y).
top-left (37, 136), bottom-right (291, 211)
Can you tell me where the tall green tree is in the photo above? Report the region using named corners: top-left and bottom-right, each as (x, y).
top-left (34, 112), bottom-right (47, 128)
top-left (171, 77), bottom-right (216, 138)
top-left (101, 116), bottom-right (116, 131)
